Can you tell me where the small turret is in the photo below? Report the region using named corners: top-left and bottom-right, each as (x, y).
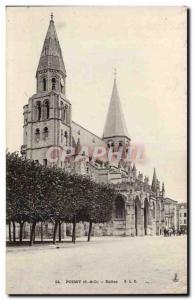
top-left (132, 163), bottom-right (137, 178)
top-left (127, 162), bottom-right (132, 179)
top-left (151, 168), bottom-right (157, 192)
top-left (162, 182), bottom-right (165, 197)
top-left (138, 171), bottom-right (143, 181)
top-left (75, 138), bottom-right (81, 155)
top-left (144, 176), bottom-right (149, 184)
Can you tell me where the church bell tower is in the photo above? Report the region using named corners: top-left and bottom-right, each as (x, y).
top-left (21, 14), bottom-right (71, 167)
top-left (102, 71), bottom-right (131, 165)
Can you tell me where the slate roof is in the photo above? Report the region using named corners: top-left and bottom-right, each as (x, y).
top-left (36, 16), bottom-right (66, 75)
top-left (103, 78), bottom-right (129, 139)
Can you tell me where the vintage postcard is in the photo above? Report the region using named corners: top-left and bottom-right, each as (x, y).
top-left (6, 6), bottom-right (188, 295)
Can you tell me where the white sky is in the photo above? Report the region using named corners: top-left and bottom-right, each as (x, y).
top-left (6, 6), bottom-right (187, 202)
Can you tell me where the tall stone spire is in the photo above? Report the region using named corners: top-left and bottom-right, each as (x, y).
top-left (103, 73), bottom-right (129, 140)
top-left (22, 14), bottom-right (71, 166)
top-left (151, 168), bottom-right (157, 192)
top-left (36, 14), bottom-right (66, 76)
top-left (162, 182), bottom-right (165, 197)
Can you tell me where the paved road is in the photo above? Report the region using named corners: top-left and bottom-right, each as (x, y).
top-left (6, 235), bottom-right (187, 294)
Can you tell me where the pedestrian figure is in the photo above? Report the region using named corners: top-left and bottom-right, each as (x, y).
top-left (173, 273), bottom-right (179, 282)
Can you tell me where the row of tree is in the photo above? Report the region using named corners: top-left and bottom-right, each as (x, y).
top-left (6, 152), bottom-right (116, 245)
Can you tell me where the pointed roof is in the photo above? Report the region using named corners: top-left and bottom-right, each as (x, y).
top-left (151, 168), bottom-right (157, 192)
top-left (75, 138), bottom-right (81, 155)
top-left (103, 77), bottom-right (129, 139)
top-left (156, 179), bottom-right (160, 190)
top-left (36, 14), bottom-right (66, 76)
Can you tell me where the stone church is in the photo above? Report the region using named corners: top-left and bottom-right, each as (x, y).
top-left (21, 15), bottom-right (166, 237)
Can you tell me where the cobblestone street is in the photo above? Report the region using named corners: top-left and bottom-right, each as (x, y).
top-left (6, 235), bottom-right (187, 295)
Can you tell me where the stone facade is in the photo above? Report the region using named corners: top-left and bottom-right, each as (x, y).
top-left (163, 197), bottom-right (178, 231)
top-left (20, 15), bottom-right (169, 238)
top-left (177, 203), bottom-right (187, 232)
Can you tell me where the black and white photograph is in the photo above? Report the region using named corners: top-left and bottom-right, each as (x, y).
top-left (5, 6), bottom-right (188, 295)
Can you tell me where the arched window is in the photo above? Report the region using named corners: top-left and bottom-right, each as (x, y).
top-left (61, 129), bottom-right (63, 144)
top-left (35, 128), bottom-right (40, 142)
top-left (52, 78), bottom-right (56, 90)
top-left (43, 78), bottom-right (47, 91)
top-left (107, 140), bottom-right (114, 149)
top-left (44, 100), bottom-right (49, 119)
top-left (115, 196), bottom-right (125, 219)
top-left (36, 101), bottom-right (41, 121)
top-left (64, 131), bottom-right (68, 146)
top-left (60, 102), bottom-right (68, 123)
top-left (43, 127), bottom-right (48, 140)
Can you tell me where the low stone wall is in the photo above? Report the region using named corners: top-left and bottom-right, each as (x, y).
top-left (6, 219), bottom-right (163, 241)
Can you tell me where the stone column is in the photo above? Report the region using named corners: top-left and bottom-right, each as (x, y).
top-left (148, 209), bottom-right (153, 235)
top-left (140, 208), bottom-right (145, 236)
top-left (125, 202), bottom-right (135, 236)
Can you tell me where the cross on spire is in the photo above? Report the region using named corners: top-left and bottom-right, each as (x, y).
top-left (37, 12), bottom-right (66, 77)
top-left (102, 70), bottom-right (129, 140)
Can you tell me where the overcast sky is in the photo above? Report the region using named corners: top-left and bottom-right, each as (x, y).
top-left (6, 6), bottom-right (187, 202)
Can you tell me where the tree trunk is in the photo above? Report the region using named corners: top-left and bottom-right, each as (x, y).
top-left (12, 221), bottom-right (16, 243)
top-left (58, 221), bottom-right (62, 242)
top-left (88, 221), bottom-right (93, 242)
top-left (53, 221), bottom-right (59, 244)
top-left (30, 222), bottom-right (36, 246)
top-left (19, 221), bottom-right (24, 243)
top-left (41, 222), bottom-right (43, 242)
top-left (33, 227), bottom-right (36, 242)
top-left (8, 222), bottom-right (12, 242)
top-left (72, 216), bottom-right (76, 243)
